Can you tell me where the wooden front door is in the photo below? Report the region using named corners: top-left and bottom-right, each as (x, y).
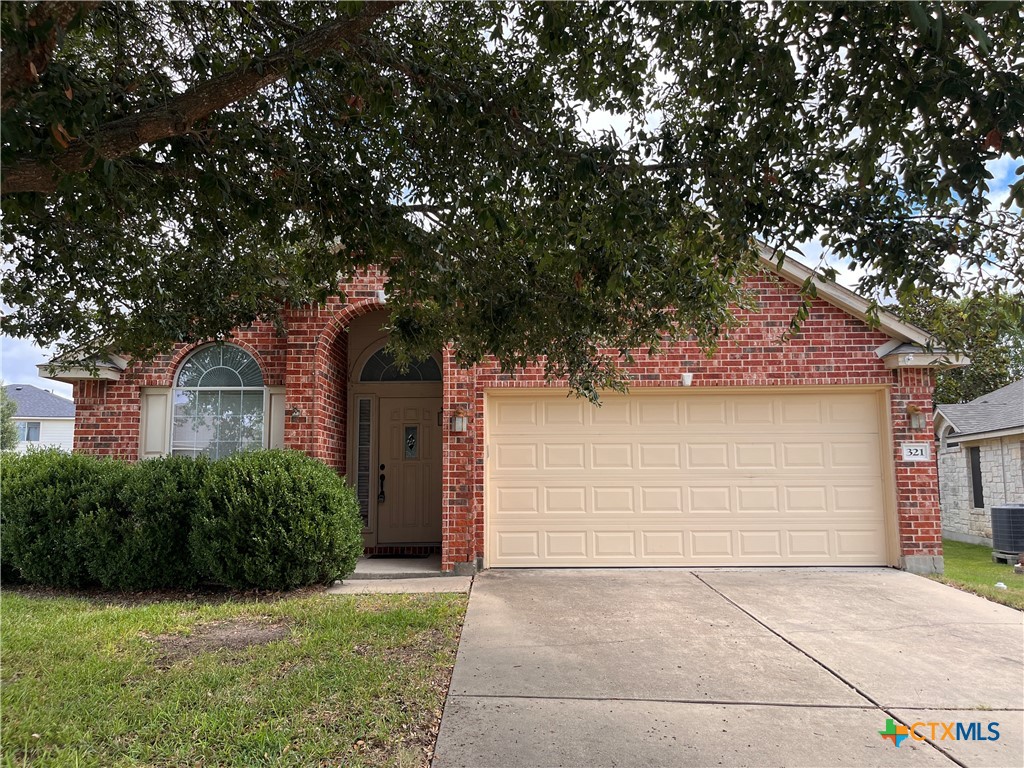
top-left (377, 397), bottom-right (442, 544)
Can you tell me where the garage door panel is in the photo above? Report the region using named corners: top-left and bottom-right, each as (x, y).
top-left (689, 530), bottom-right (734, 558)
top-left (591, 398), bottom-right (632, 425)
top-left (787, 530), bottom-right (831, 557)
top-left (780, 399), bottom-right (823, 424)
top-left (545, 487), bottom-right (587, 514)
top-left (641, 442), bottom-right (683, 468)
top-left (494, 442), bottom-right (538, 471)
top-left (487, 391), bottom-right (889, 567)
top-left (494, 487), bottom-right (539, 515)
top-left (545, 531), bottom-right (588, 558)
top-left (543, 400), bottom-right (585, 425)
top-left (592, 442), bottom-right (633, 469)
top-left (684, 399), bottom-right (727, 425)
top-left (543, 443), bottom-right (586, 469)
top-left (830, 440), bottom-right (879, 469)
top-left (737, 486), bottom-right (782, 513)
top-left (833, 485), bottom-right (884, 514)
top-left (493, 400), bottom-right (538, 427)
top-left (490, 527), bottom-right (887, 567)
top-left (784, 486), bottom-right (827, 512)
top-left (592, 486), bottom-right (635, 513)
top-left (640, 486), bottom-right (684, 513)
top-left (782, 442), bottom-right (826, 469)
top-left (734, 398), bottom-right (776, 425)
top-left (738, 530), bottom-right (783, 558)
top-left (689, 486), bottom-right (732, 514)
top-left (495, 531), bottom-right (540, 559)
top-left (734, 442), bottom-right (777, 469)
top-left (593, 531), bottom-right (637, 558)
top-left (836, 529), bottom-right (887, 557)
top-left (638, 399), bottom-right (680, 425)
top-left (641, 531), bottom-right (685, 557)
top-left (684, 442), bottom-right (728, 469)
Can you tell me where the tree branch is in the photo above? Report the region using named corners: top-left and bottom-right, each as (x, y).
top-left (1, 0), bottom-right (403, 196)
top-left (0, 1), bottom-right (99, 112)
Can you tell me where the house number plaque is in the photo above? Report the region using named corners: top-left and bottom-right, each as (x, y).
top-left (901, 442), bottom-right (931, 462)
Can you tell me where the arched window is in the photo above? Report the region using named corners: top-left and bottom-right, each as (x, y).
top-left (360, 347), bottom-right (441, 382)
top-left (171, 345), bottom-right (266, 458)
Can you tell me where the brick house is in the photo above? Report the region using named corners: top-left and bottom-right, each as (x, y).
top-left (934, 379), bottom-right (1024, 545)
top-left (43, 255), bottom-right (965, 575)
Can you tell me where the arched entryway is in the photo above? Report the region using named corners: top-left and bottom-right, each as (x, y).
top-left (346, 310), bottom-right (443, 549)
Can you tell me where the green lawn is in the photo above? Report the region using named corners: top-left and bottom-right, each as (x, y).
top-left (0, 589), bottom-right (467, 767)
top-left (932, 539), bottom-right (1024, 610)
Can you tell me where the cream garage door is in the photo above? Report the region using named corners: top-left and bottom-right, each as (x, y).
top-left (486, 390), bottom-right (891, 567)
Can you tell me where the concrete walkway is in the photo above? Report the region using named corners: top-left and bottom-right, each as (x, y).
top-left (433, 568), bottom-right (1023, 767)
top-left (325, 555), bottom-right (472, 594)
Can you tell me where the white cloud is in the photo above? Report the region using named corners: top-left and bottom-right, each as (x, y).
top-left (0, 336), bottom-right (73, 398)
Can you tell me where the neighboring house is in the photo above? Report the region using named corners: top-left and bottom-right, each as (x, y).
top-left (934, 379), bottom-right (1024, 546)
top-left (3, 384), bottom-right (76, 452)
top-left (43, 254), bottom-right (966, 575)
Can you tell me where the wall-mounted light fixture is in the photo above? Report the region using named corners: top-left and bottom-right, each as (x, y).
top-left (680, 373), bottom-right (694, 387)
top-left (450, 409), bottom-right (469, 433)
top-left (906, 404), bottom-right (925, 430)
top-left (289, 406), bottom-right (302, 419)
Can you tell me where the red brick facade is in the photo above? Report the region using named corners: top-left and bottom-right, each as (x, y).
top-left (70, 268), bottom-right (944, 573)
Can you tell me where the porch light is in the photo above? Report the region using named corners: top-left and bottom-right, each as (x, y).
top-left (450, 411), bottom-right (469, 433)
top-left (906, 404), bottom-right (925, 430)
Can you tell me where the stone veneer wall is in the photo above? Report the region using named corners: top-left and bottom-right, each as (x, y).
top-left (939, 437), bottom-right (1024, 546)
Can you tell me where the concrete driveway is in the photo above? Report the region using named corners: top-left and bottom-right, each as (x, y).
top-left (433, 569), bottom-right (1023, 768)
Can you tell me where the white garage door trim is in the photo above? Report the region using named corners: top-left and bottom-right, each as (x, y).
top-left (484, 387), bottom-right (898, 568)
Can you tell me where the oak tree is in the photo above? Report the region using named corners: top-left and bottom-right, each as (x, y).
top-left (2, 1), bottom-right (1021, 395)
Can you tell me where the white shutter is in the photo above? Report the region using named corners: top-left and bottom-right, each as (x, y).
top-left (268, 387), bottom-right (286, 449)
top-left (139, 388), bottom-right (171, 458)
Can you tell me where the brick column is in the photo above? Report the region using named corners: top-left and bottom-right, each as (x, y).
top-left (282, 308), bottom-right (320, 456)
top-left (891, 367), bottom-right (943, 574)
top-left (441, 346), bottom-right (478, 574)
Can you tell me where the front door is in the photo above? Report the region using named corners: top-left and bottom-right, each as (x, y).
top-left (377, 397), bottom-right (442, 543)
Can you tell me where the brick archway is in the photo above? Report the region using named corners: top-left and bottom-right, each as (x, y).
top-left (283, 298), bottom-right (388, 472)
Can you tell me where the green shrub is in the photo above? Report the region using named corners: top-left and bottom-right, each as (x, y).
top-left (0, 450), bottom-right (115, 587)
top-left (0, 457), bottom-right (22, 585)
top-left (191, 450), bottom-right (362, 590)
top-left (77, 456), bottom-right (210, 590)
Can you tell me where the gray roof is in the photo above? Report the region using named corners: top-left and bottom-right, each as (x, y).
top-left (3, 384), bottom-right (76, 419)
top-left (936, 378), bottom-right (1024, 439)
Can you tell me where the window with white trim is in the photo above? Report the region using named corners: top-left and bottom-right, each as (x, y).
top-left (171, 345), bottom-right (265, 458)
top-left (17, 421), bottom-right (40, 442)
top-left (360, 348), bottom-right (441, 382)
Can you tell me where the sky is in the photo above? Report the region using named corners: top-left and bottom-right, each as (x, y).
top-left (1, 147), bottom-right (1019, 404)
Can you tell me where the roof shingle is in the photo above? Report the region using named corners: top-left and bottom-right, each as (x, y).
top-left (936, 379), bottom-right (1024, 438)
top-left (3, 384), bottom-right (76, 419)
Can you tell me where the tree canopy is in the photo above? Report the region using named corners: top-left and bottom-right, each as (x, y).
top-left (0, 385), bottom-right (19, 450)
top-left (1, 1), bottom-right (1021, 395)
top-left (898, 292), bottom-right (1024, 403)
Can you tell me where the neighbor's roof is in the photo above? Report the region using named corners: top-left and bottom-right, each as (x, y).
top-left (936, 378), bottom-right (1024, 440)
top-left (3, 384), bottom-right (75, 419)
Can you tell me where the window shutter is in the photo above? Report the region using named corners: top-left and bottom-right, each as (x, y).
top-left (268, 387), bottom-right (286, 449)
top-left (139, 388), bottom-right (171, 458)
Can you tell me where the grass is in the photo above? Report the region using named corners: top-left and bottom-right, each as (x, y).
top-left (931, 539), bottom-right (1024, 610)
top-left (0, 589), bottom-right (467, 767)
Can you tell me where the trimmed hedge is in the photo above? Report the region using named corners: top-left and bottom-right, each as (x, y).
top-left (0, 449), bottom-right (362, 591)
top-left (1, 450), bottom-right (114, 587)
top-left (77, 456), bottom-right (210, 590)
top-left (192, 451), bottom-right (363, 590)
